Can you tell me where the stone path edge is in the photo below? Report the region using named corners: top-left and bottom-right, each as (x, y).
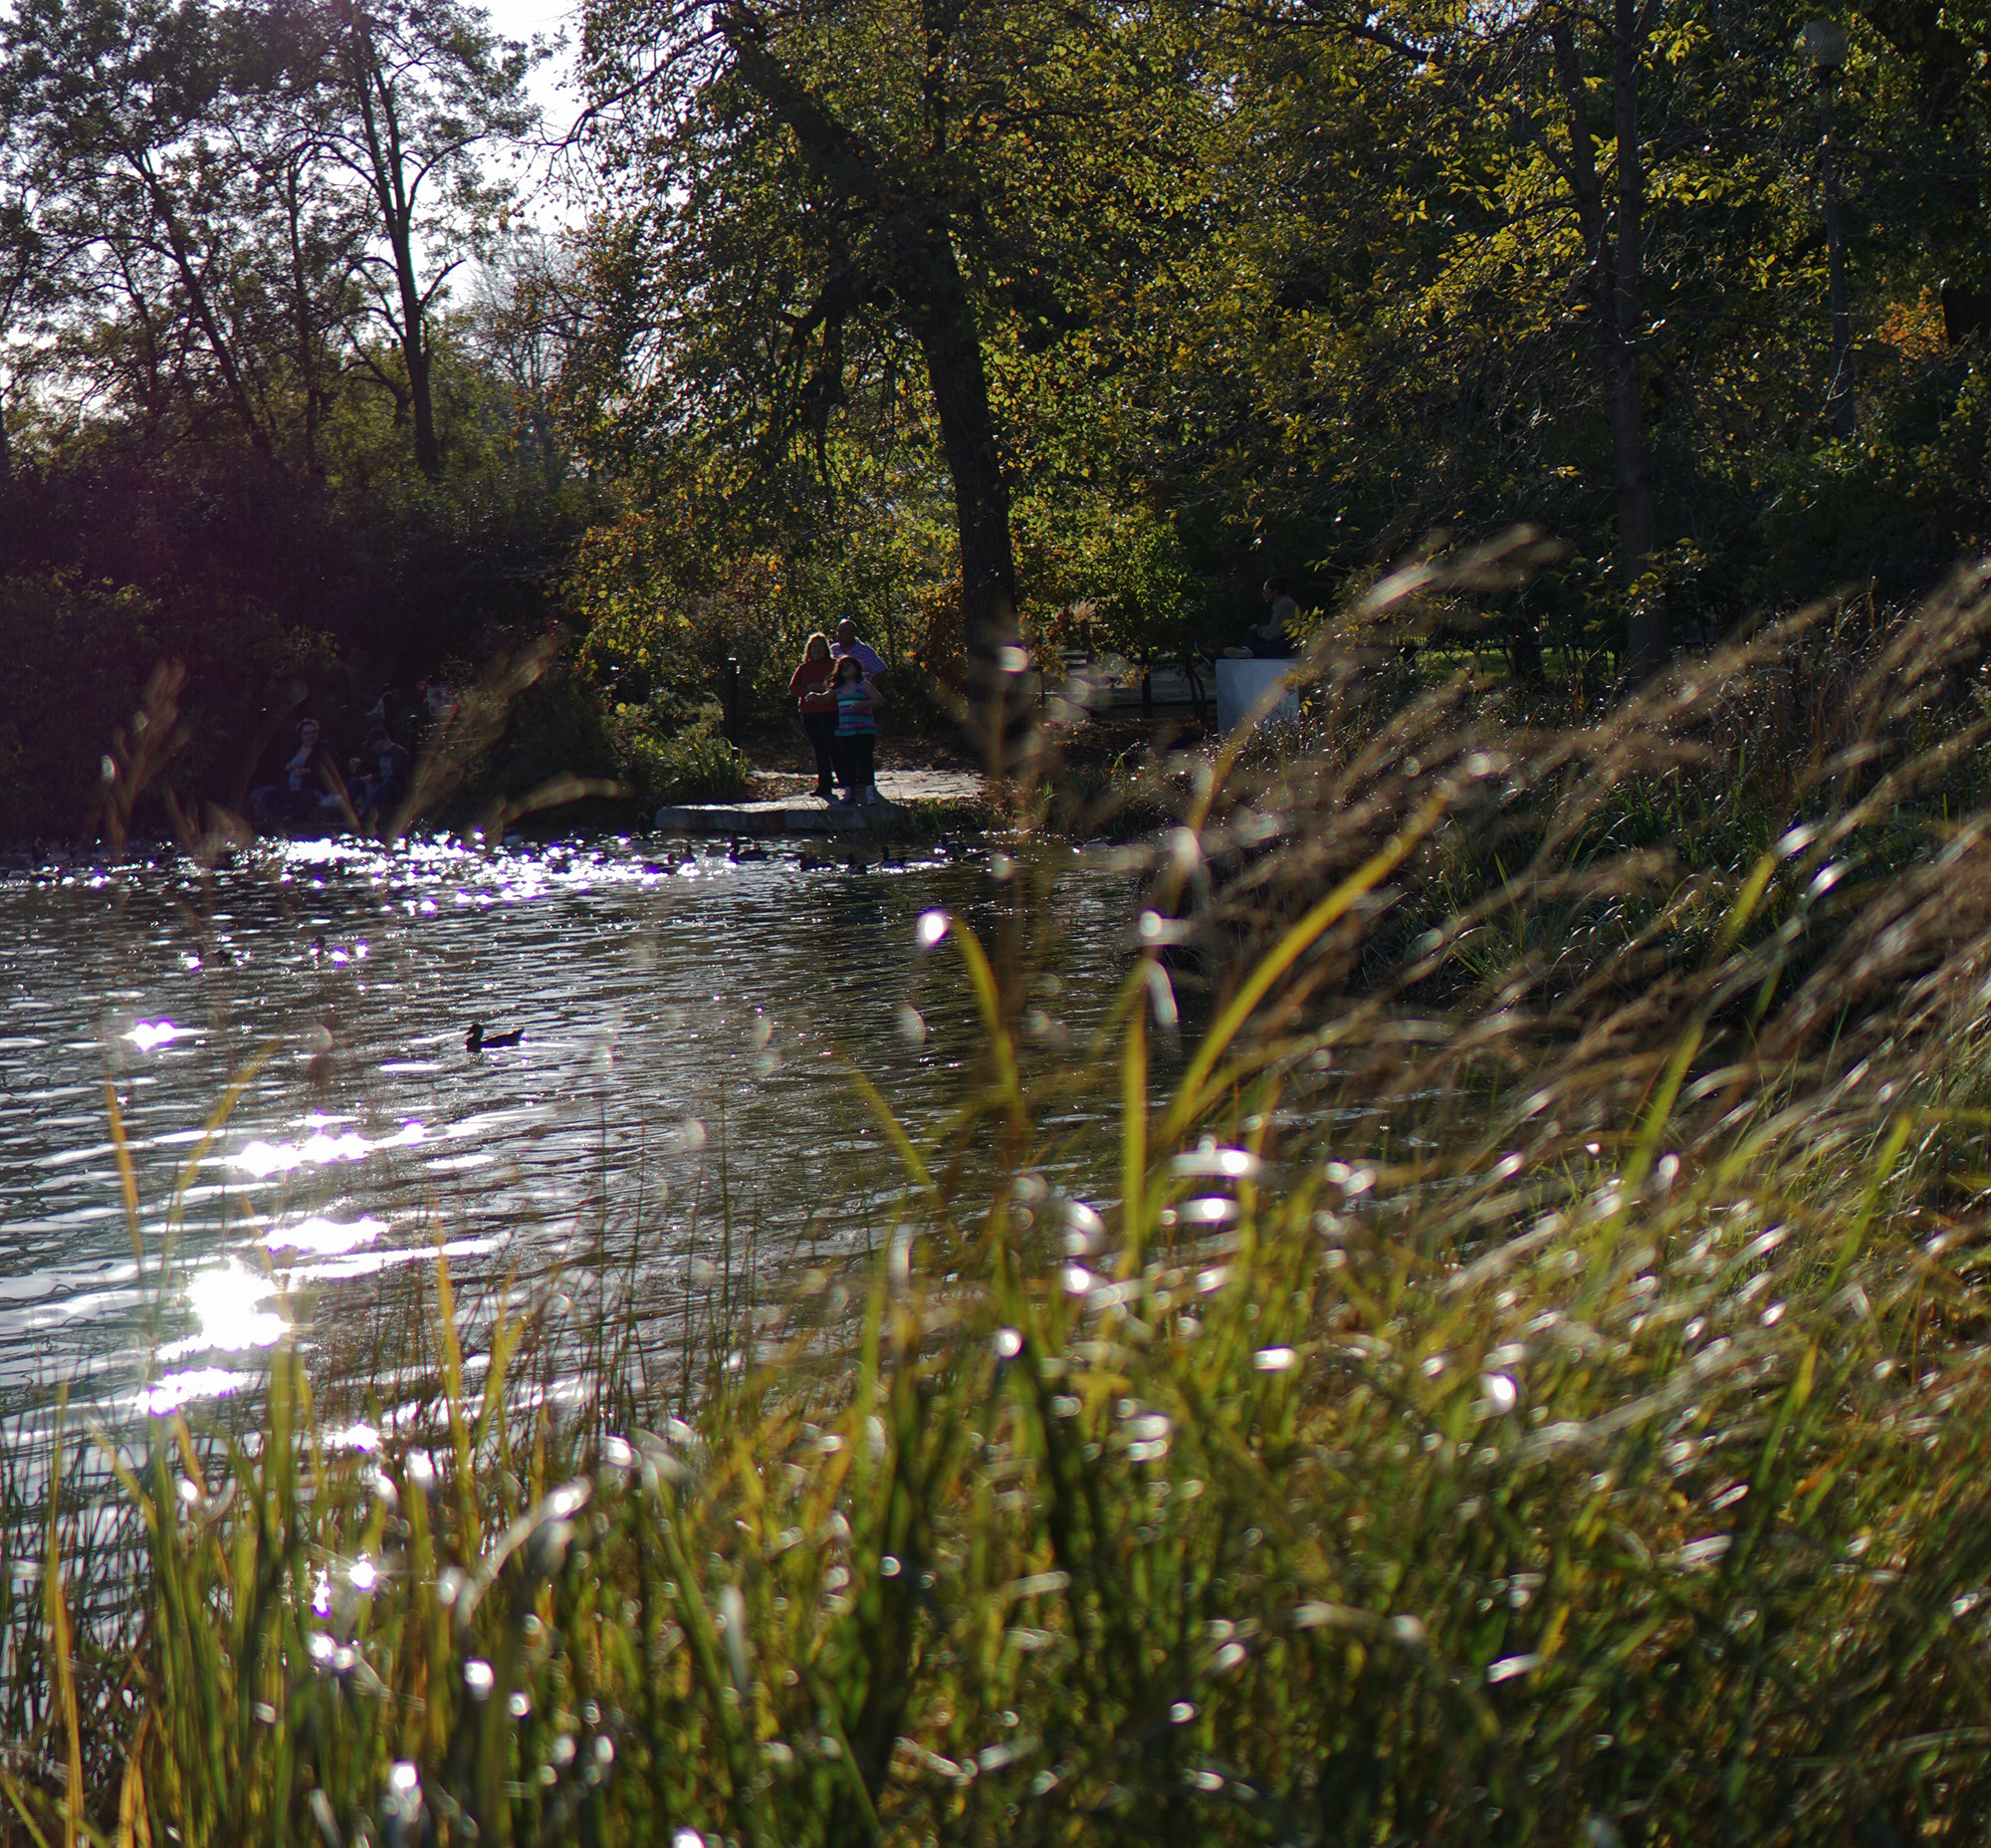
top-left (656, 769), bottom-right (990, 836)
top-left (654, 801), bottom-right (881, 835)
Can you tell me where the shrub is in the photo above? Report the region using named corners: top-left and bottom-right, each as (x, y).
top-left (609, 700), bottom-right (753, 807)
top-left (0, 572), bottom-right (335, 838)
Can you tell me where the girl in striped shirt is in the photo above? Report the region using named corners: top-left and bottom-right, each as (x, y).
top-left (831, 652), bottom-right (885, 806)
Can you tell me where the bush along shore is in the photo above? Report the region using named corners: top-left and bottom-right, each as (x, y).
top-left (16, 560), bottom-right (1991, 1844)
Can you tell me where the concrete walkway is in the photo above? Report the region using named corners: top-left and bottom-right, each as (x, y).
top-left (654, 768), bottom-right (988, 835)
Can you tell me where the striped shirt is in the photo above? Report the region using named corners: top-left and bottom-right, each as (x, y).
top-left (836, 683), bottom-right (877, 735)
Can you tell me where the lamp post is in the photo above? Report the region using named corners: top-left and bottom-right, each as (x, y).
top-left (1801, 18), bottom-right (1855, 439)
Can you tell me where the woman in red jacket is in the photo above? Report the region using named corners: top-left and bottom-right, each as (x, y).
top-left (787, 631), bottom-right (839, 800)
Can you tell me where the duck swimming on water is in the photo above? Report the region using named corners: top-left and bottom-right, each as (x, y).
top-left (466, 1022), bottom-right (524, 1052)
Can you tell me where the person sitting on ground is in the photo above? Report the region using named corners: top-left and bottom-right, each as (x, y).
top-left (831, 611), bottom-right (887, 682)
top-left (831, 651), bottom-right (885, 807)
top-left (250, 718), bottom-right (328, 826)
top-left (355, 728), bottom-right (409, 823)
top-left (787, 631), bottom-right (840, 800)
top-left (341, 755), bottom-right (370, 822)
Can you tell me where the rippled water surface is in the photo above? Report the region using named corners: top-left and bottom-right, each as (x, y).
top-left (0, 835), bottom-right (1139, 1424)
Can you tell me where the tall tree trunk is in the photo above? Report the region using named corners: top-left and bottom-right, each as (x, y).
top-left (347, 4), bottom-right (444, 481)
top-left (394, 234), bottom-right (442, 480)
top-left (718, 24), bottom-right (1035, 765)
top-left (285, 156), bottom-right (323, 475)
top-left (1508, 608), bottom-right (1545, 686)
top-left (1551, 4), bottom-right (1663, 686)
top-left (136, 153), bottom-right (274, 459)
top-left (1610, 0), bottom-right (1663, 682)
top-left (903, 220), bottom-right (1029, 775)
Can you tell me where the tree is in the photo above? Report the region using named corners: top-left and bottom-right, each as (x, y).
top-left (1136, 0), bottom-right (1878, 678)
top-left (318, 0), bottom-right (539, 480)
top-left (0, 0), bottom-right (380, 468)
top-left (1220, 0), bottom-right (1690, 678)
top-left (2, 0), bottom-right (270, 454)
top-left (0, 0), bottom-right (538, 482)
top-left (0, 168), bottom-right (52, 490)
top-left (243, 7), bottom-right (375, 477)
top-left (468, 231), bottom-right (585, 489)
top-left (1544, 0), bottom-right (1664, 676)
top-left (572, 0), bottom-right (1195, 759)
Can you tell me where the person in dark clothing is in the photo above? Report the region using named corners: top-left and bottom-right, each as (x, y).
top-left (1202, 576), bottom-right (1300, 662)
top-left (1245, 576), bottom-right (1299, 657)
top-left (251, 718), bottom-right (328, 826)
top-left (354, 729), bottom-right (410, 823)
top-left (787, 632), bottom-right (839, 799)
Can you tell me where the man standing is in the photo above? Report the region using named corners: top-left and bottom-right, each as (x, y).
top-left (831, 612), bottom-right (887, 681)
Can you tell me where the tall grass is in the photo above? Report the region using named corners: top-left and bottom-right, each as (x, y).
top-left (13, 553), bottom-right (1991, 1843)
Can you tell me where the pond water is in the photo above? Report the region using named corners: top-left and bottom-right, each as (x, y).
top-left (0, 834), bottom-right (1142, 1433)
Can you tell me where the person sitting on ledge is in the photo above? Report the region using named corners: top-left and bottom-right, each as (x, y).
top-left (1203, 576), bottom-right (1299, 662)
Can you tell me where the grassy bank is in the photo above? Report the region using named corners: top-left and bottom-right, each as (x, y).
top-left (13, 563), bottom-right (1991, 1844)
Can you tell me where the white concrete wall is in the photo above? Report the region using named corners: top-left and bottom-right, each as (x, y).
top-left (1216, 658), bottom-right (1299, 735)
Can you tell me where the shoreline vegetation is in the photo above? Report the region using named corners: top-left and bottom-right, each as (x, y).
top-left (6, 564), bottom-right (1991, 1841)
top-left (9, 0), bottom-right (1991, 1830)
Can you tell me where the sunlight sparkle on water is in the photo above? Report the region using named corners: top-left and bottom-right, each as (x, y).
top-left (136, 1367), bottom-right (253, 1416)
top-left (234, 1122), bottom-right (422, 1178)
top-left (176, 1262), bottom-right (287, 1352)
top-left (265, 1216), bottom-right (387, 1257)
top-left (125, 1021), bottom-right (179, 1051)
top-left (236, 1133), bottom-right (366, 1177)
